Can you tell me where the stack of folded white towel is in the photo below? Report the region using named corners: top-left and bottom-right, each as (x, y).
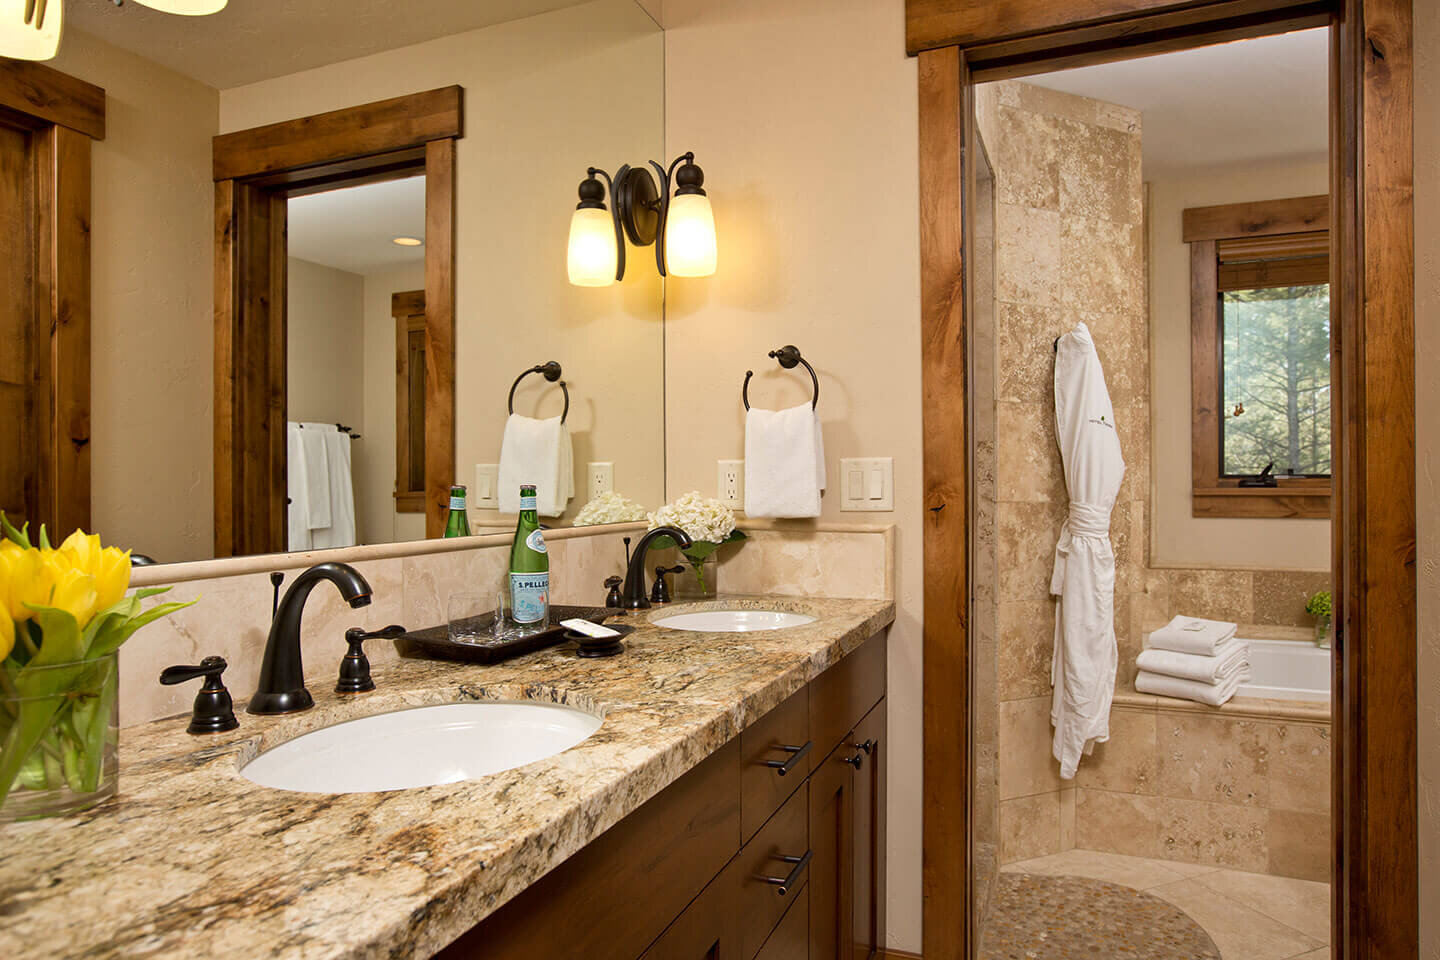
top-left (1135, 615), bottom-right (1251, 706)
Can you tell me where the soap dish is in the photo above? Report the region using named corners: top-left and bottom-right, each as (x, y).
top-left (565, 622), bottom-right (636, 659)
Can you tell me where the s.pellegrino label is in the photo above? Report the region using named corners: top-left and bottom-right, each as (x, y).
top-left (509, 484), bottom-right (549, 625)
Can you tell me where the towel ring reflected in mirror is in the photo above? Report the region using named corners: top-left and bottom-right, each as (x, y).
top-left (508, 361), bottom-right (569, 424)
top-left (742, 345), bottom-right (819, 411)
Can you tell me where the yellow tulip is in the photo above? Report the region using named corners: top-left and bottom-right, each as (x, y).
top-left (94, 546), bottom-right (131, 612)
top-left (0, 610), bottom-right (12, 662)
top-left (46, 566), bottom-right (98, 626)
top-left (58, 530), bottom-right (102, 575)
top-left (0, 547), bottom-right (46, 622)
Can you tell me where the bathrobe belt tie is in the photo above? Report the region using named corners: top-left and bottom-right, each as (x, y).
top-left (1050, 501), bottom-right (1113, 595)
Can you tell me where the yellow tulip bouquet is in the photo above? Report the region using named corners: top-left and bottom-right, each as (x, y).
top-left (0, 513), bottom-right (195, 819)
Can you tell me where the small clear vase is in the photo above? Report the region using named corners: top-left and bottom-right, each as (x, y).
top-left (0, 652), bottom-right (119, 823)
top-left (1314, 617), bottom-right (1333, 649)
top-left (674, 556), bottom-right (719, 601)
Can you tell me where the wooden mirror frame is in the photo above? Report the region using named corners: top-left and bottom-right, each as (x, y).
top-left (212, 87), bottom-right (461, 555)
top-left (910, 1), bottom-right (1416, 957)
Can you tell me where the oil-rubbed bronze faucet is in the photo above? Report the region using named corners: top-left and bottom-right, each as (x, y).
top-left (621, 526), bottom-right (692, 610)
top-left (249, 562), bottom-right (372, 715)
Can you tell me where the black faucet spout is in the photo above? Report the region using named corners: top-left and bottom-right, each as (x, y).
top-left (249, 562), bottom-right (373, 715)
top-left (622, 526), bottom-right (693, 611)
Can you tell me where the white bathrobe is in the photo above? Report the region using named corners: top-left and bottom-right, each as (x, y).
top-left (1050, 323), bottom-right (1125, 779)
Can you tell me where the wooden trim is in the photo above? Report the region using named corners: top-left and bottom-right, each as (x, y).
top-left (424, 139), bottom-right (457, 538)
top-left (1183, 194), bottom-right (1330, 242)
top-left (917, 43), bottom-right (969, 960)
top-left (212, 182), bottom-right (237, 558)
top-left (212, 86), bottom-right (462, 181)
top-left (910, 1), bottom-right (1417, 957)
top-left (43, 126), bottom-right (92, 535)
top-left (1193, 486), bottom-right (1331, 519)
top-left (0, 60), bottom-right (105, 140)
top-left (1333, 0), bottom-right (1417, 954)
top-left (393, 289), bottom-right (426, 514)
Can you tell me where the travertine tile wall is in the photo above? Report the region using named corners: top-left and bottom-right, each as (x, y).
top-left (974, 80), bottom-right (1147, 865)
top-left (119, 523), bottom-right (893, 727)
top-left (1074, 697), bottom-right (1331, 882)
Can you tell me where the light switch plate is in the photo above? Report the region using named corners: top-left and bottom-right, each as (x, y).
top-left (839, 457), bottom-right (894, 511)
top-left (588, 461), bottom-right (614, 500)
top-left (717, 460), bottom-right (744, 509)
top-left (473, 464), bottom-right (499, 508)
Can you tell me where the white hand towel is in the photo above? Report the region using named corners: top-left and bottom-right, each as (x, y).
top-left (499, 414), bottom-right (572, 517)
top-left (297, 423), bottom-right (334, 530)
top-left (310, 430), bottom-right (357, 549)
top-left (1136, 638), bottom-right (1252, 685)
top-left (1135, 668), bottom-right (1243, 706)
top-left (744, 404), bottom-right (826, 518)
top-left (286, 423), bottom-right (313, 551)
top-left (1147, 615), bottom-right (1238, 656)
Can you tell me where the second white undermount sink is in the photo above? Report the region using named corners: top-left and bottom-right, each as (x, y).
top-left (653, 609), bottom-right (818, 633)
top-left (241, 701), bottom-right (601, 794)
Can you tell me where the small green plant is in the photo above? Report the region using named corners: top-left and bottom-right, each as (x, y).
top-left (1305, 589), bottom-right (1332, 621)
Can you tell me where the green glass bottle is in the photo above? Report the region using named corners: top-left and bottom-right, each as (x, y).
top-left (443, 484), bottom-right (471, 538)
top-left (509, 483), bottom-right (549, 628)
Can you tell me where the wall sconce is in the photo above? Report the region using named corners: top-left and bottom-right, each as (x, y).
top-left (567, 152), bottom-right (717, 287)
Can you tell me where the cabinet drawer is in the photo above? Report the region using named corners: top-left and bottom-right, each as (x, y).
top-left (735, 781), bottom-right (811, 960)
top-left (809, 631), bottom-right (886, 760)
top-left (739, 685), bottom-right (811, 842)
top-left (754, 881), bottom-right (808, 960)
top-left (641, 861), bottom-right (738, 960)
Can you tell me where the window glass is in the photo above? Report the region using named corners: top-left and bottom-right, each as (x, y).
top-left (1220, 283), bottom-right (1331, 477)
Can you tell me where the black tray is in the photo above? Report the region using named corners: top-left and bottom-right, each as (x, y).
top-left (398, 605), bottom-right (618, 664)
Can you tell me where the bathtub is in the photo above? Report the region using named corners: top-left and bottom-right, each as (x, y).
top-left (1236, 637), bottom-right (1331, 703)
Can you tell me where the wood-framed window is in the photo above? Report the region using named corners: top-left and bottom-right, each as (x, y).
top-left (392, 290), bottom-right (426, 513)
top-left (1185, 195), bottom-right (1331, 519)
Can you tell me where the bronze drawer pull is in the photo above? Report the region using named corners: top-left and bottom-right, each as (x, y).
top-left (763, 740), bottom-right (813, 777)
top-left (760, 850), bottom-right (813, 896)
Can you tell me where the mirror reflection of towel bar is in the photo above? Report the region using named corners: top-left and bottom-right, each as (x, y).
top-left (508, 361), bottom-right (570, 424)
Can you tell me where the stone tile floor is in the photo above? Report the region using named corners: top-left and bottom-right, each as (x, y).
top-left (1001, 849), bottom-right (1330, 959)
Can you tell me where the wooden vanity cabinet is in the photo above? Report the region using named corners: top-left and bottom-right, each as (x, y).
top-left (437, 632), bottom-right (886, 960)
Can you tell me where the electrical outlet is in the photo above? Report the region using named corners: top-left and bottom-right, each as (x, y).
top-left (588, 461), bottom-right (614, 500)
top-left (717, 460), bottom-right (744, 508)
top-left (473, 464), bottom-right (499, 508)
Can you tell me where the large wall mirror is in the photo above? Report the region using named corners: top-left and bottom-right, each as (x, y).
top-left (16, 0), bottom-right (665, 563)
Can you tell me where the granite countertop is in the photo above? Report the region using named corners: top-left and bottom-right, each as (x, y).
top-left (0, 596), bottom-right (894, 960)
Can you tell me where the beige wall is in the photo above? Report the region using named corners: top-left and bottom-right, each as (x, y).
top-left (1415, 0), bottom-right (1438, 953)
top-left (1148, 159), bottom-right (1331, 571)
top-left (219, 0), bottom-right (667, 528)
top-left (661, 0), bottom-right (921, 949)
top-left (51, 30), bottom-right (218, 563)
top-left (360, 262), bottom-right (429, 546)
top-left (287, 257), bottom-right (365, 428)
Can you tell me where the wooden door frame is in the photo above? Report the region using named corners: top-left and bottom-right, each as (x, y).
top-left (0, 60), bottom-right (104, 538)
top-left (212, 87), bottom-right (462, 555)
top-left (910, 1), bottom-right (1416, 958)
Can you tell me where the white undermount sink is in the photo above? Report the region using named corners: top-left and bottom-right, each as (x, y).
top-left (241, 701), bottom-right (601, 793)
top-left (652, 609), bottom-right (818, 633)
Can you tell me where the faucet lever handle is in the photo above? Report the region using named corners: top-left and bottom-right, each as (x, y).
top-left (159, 656), bottom-right (239, 735)
top-left (336, 625), bottom-right (403, 695)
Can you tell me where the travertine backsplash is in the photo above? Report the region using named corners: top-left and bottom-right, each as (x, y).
top-left (118, 522), bottom-right (893, 727)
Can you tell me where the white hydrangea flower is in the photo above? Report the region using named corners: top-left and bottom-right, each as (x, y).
top-left (573, 491), bottom-right (648, 526)
top-left (646, 491), bottom-right (737, 546)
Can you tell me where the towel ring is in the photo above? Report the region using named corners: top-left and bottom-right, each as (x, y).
top-left (508, 361), bottom-right (569, 424)
top-left (743, 345), bottom-right (818, 411)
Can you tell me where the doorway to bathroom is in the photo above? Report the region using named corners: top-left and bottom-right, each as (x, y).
top-left (910, 1), bottom-right (1416, 958)
top-left (967, 30), bottom-right (1333, 958)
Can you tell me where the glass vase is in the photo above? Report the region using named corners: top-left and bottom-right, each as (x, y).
top-left (1314, 617), bottom-right (1332, 649)
top-left (0, 652), bottom-right (119, 823)
top-left (674, 556), bottom-right (719, 601)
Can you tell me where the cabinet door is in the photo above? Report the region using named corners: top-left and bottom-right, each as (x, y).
top-left (850, 701), bottom-right (886, 959)
top-left (809, 737), bottom-right (855, 960)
